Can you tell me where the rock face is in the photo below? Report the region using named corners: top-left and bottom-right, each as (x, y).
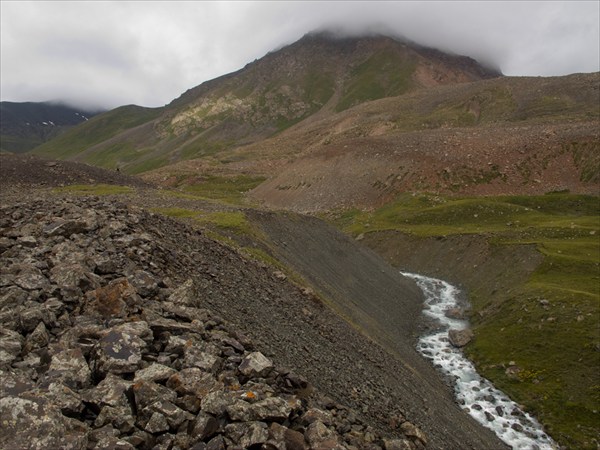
top-left (0, 197), bottom-right (427, 449)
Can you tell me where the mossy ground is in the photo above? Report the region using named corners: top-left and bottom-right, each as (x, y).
top-left (165, 175), bottom-right (266, 205)
top-left (329, 192), bottom-right (600, 449)
top-left (52, 184), bottom-right (134, 196)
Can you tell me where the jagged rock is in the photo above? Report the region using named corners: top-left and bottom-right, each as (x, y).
top-left (183, 347), bottom-right (222, 373)
top-left (142, 399), bottom-right (194, 430)
top-left (304, 420), bottom-right (340, 448)
top-left (133, 380), bottom-right (177, 411)
top-left (300, 407), bottom-right (334, 426)
top-left (167, 367), bottom-right (221, 397)
top-left (203, 391), bottom-right (238, 418)
top-left (50, 262), bottom-right (101, 292)
top-left (168, 278), bottom-right (198, 307)
top-left (191, 411), bottom-right (220, 441)
top-left (448, 328), bottom-right (474, 347)
top-left (45, 382), bottom-right (85, 416)
top-left (0, 328), bottom-right (24, 365)
top-left (86, 278), bottom-right (137, 318)
top-left (0, 395), bottom-right (88, 450)
top-left (25, 321), bottom-right (51, 352)
top-left (91, 322), bottom-right (152, 376)
top-left (95, 405), bottom-right (136, 433)
top-left (134, 363), bottom-right (176, 383)
top-left (82, 373), bottom-right (132, 408)
top-left (18, 303), bottom-right (57, 333)
top-left (144, 411), bottom-right (170, 434)
top-left (43, 218), bottom-right (88, 237)
top-left (13, 264), bottom-right (49, 290)
top-left (240, 396), bottom-right (294, 422)
top-left (239, 351), bottom-right (274, 378)
top-left (129, 270), bottom-right (159, 297)
top-left (400, 421), bottom-right (427, 445)
top-left (206, 435), bottom-right (226, 450)
top-left (47, 347), bottom-right (92, 389)
top-left (225, 421), bottom-right (270, 448)
top-left (268, 422), bottom-right (308, 450)
top-left (383, 439), bottom-right (413, 450)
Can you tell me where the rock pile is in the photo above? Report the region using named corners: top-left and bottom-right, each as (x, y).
top-left (0, 197), bottom-right (423, 449)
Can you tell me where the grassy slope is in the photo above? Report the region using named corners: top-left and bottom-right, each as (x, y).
top-left (329, 192), bottom-right (600, 449)
top-left (33, 105), bottom-right (163, 161)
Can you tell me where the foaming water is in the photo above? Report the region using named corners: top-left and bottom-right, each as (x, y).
top-left (402, 272), bottom-right (557, 450)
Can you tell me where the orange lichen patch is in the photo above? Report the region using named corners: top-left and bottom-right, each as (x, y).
top-left (241, 391), bottom-right (256, 400)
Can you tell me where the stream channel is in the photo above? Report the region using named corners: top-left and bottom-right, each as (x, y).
top-left (402, 272), bottom-right (557, 450)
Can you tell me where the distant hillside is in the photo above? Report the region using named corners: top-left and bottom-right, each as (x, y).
top-left (0, 101), bottom-right (102, 153)
top-left (144, 72), bottom-right (600, 210)
top-left (32, 32), bottom-right (500, 173)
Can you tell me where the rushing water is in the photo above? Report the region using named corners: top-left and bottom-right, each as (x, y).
top-left (402, 272), bottom-right (557, 450)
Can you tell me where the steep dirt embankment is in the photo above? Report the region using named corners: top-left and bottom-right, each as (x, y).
top-left (360, 231), bottom-right (543, 314)
top-left (247, 211), bottom-right (507, 449)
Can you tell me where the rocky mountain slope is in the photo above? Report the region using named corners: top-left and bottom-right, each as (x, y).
top-left (0, 154), bottom-right (507, 449)
top-left (0, 101), bottom-right (101, 153)
top-left (31, 32), bottom-right (500, 174)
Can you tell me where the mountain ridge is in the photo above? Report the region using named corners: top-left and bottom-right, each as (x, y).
top-left (32, 32), bottom-right (501, 173)
top-left (0, 101), bottom-right (102, 153)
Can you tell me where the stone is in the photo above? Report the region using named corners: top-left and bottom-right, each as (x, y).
top-left (269, 423), bottom-right (308, 450)
top-left (304, 421), bottom-right (338, 447)
top-left (95, 405), bottom-right (136, 433)
top-left (400, 421), bottom-right (427, 445)
top-left (0, 328), bottom-right (24, 365)
top-left (133, 380), bottom-right (177, 411)
top-left (129, 270), bottom-right (158, 298)
top-left (43, 219), bottom-right (88, 237)
top-left (183, 347), bottom-right (222, 373)
top-left (145, 411), bottom-right (170, 434)
top-left (191, 411), bottom-right (220, 441)
top-left (168, 278), bottom-right (198, 307)
top-left (383, 439), bottom-right (412, 450)
top-left (0, 395), bottom-right (88, 450)
top-left (47, 347), bottom-right (92, 389)
top-left (86, 278), bottom-right (136, 318)
top-left (91, 322), bottom-right (152, 376)
top-left (46, 382), bottom-right (84, 416)
top-left (134, 363), bottom-right (176, 383)
top-left (14, 265), bottom-right (49, 291)
top-left (50, 262), bottom-right (101, 292)
top-left (18, 304), bottom-right (57, 333)
top-left (238, 351), bottom-right (274, 378)
top-left (166, 368), bottom-right (220, 397)
top-left (448, 328), bottom-right (474, 347)
top-left (201, 390), bottom-right (235, 416)
top-left (300, 407), bottom-right (334, 426)
top-left (225, 421), bottom-right (269, 448)
top-left (153, 400), bottom-right (194, 429)
top-left (25, 321), bottom-right (51, 352)
top-left (206, 435), bottom-right (226, 450)
top-left (228, 396), bottom-right (293, 422)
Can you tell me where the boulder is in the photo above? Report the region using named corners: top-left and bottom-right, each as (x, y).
top-left (448, 328), bottom-right (474, 347)
top-left (238, 351), bottom-right (274, 378)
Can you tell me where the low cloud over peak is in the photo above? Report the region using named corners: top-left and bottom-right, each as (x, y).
top-left (1, 1), bottom-right (598, 110)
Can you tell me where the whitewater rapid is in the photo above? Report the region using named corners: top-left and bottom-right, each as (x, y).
top-left (402, 272), bottom-right (557, 450)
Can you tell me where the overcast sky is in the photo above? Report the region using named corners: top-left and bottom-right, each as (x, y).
top-left (1, 1), bottom-right (598, 110)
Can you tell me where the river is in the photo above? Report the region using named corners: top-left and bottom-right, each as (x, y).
top-left (402, 272), bottom-right (557, 450)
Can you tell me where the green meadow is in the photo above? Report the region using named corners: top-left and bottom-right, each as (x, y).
top-left (331, 192), bottom-right (599, 449)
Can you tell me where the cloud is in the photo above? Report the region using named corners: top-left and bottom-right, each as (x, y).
top-left (1, 1), bottom-right (598, 110)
